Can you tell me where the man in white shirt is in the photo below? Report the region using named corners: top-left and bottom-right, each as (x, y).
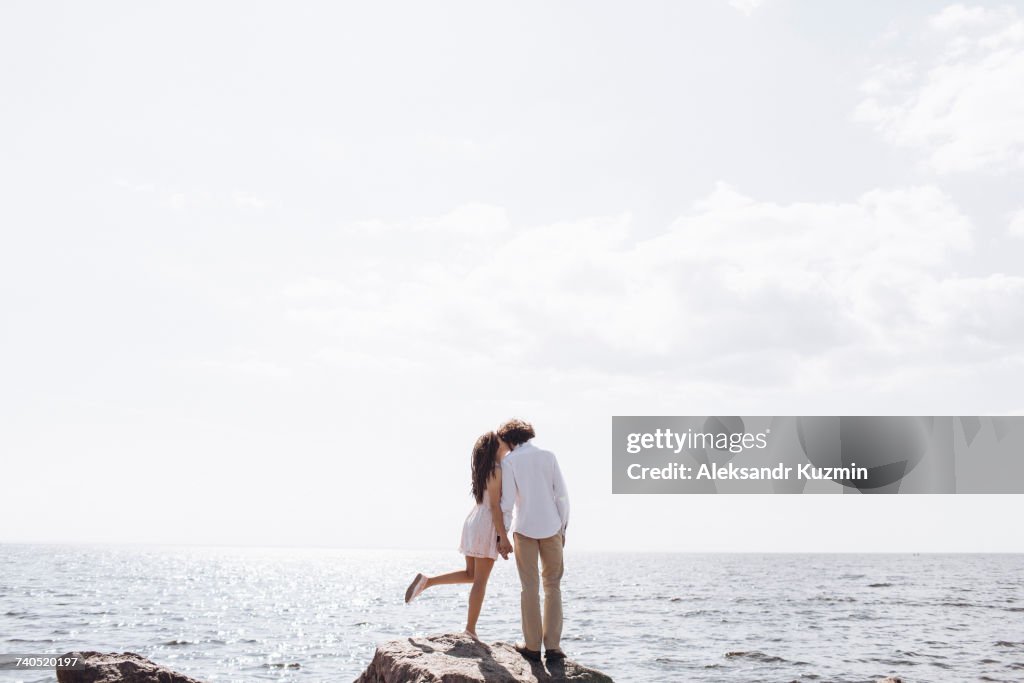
top-left (497, 419), bottom-right (570, 663)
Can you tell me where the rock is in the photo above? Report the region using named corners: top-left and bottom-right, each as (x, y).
top-left (877, 678), bottom-right (903, 683)
top-left (354, 633), bottom-right (613, 683)
top-left (55, 651), bottom-right (204, 683)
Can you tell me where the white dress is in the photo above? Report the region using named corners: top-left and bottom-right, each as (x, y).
top-left (459, 490), bottom-right (499, 560)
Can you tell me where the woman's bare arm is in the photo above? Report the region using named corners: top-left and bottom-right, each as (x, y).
top-left (487, 468), bottom-right (511, 557)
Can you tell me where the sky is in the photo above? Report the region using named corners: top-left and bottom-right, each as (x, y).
top-left (1, 1), bottom-right (1023, 552)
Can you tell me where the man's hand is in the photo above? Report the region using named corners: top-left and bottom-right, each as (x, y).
top-left (498, 536), bottom-right (513, 559)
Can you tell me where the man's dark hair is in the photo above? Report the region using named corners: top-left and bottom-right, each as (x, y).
top-left (497, 419), bottom-right (535, 447)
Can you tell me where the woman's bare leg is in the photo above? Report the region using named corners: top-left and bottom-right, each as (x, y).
top-left (465, 557), bottom-right (495, 636)
top-left (424, 556), bottom-right (475, 590)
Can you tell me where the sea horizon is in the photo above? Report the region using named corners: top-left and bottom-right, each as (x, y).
top-left (3, 540), bottom-right (1021, 556)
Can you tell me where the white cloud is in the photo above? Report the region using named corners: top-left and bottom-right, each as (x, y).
top-left (232, 191), bottom-right (269, 210)
top-left (415, 202), bottom-right (509, 235)
top-left (113, 178), bottom-right (271, 212)
top-left (278, 188), bottom-right (1023, 390)
top-left (928, 4), bottom-right (1009, 32)
top-left (1009, 208), bottom-right (1024, 237)
top-left (924, 274), bottom-right (1024, 345)
top-left (166, 192), bottom-right (188, 210)
top-left (855, 4), bottom-right (1024, 173)
top-left (727, 0), bottom-right (767, 17)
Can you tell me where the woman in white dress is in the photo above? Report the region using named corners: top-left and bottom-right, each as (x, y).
top-left (404, 431), bottom-right (511, 639)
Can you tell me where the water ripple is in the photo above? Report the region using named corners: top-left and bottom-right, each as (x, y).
top-left (0, 546), bottom-right (1020, 682)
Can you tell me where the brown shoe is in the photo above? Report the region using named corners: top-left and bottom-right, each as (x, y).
top-left (544, 649), bottom-right (566, 661)
top-left (514, 643), bottom-right (542, 662)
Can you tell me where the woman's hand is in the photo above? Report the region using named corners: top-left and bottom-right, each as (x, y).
top-left (498, 535), bottom-right (513, 559)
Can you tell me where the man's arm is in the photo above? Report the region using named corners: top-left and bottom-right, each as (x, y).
top-left (552, 455), bottom-right (569, 539)
top-left (500, 458), bottom-right (515, 533)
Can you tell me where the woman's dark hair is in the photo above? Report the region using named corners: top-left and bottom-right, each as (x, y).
top-left (497, 418), bottom-right (535, 448)
top-left (471, 431), bottom-right (501, 504)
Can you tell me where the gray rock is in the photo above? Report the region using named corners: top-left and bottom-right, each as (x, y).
top-left (52, 636), bottom-right (612, 683)
top-left (55, 651), bottom-right (203, 683)
top-left (354, 633), bottom-right (613, 683)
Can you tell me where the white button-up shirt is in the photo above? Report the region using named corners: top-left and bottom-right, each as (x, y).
top-left (500, 440), bottom-right (570, 539)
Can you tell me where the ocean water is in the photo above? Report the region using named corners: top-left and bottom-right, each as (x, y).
top-left (1, 545), bottom-right (1022, 682)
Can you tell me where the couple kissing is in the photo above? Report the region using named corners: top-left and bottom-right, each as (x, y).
top-left (404, 419), bottom-right (570, 663)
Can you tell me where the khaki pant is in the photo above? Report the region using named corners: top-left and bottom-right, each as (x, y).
top-left (513, 531), bottom-right (564, 651)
